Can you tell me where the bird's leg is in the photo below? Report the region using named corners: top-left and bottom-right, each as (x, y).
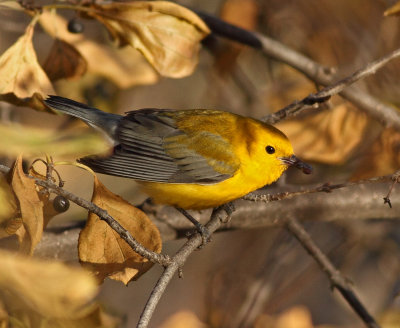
top-left (176, 207), bottom-right (211, 247)
top-left (218, 202), bottom-right (235, 223)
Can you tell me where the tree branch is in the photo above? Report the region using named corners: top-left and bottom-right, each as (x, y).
top-left (30, 172), bottom-right (400, 261)
top-left (285, 217), bottom-right (380, 328)
top-left (0, 164), bottom-right (171, 267)
top-left (196, 12), bottom-right (400, 129)
top-left (137, 206), bottom-right (230, 328)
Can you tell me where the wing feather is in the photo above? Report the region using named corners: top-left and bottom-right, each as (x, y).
top-left (79, 109), bottom-right (240, 184)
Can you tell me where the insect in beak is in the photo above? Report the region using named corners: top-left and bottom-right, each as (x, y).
top-left (279, 155), bottom-right (313, 175)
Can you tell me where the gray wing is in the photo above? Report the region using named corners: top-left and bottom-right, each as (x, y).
top-left (79, 109), bottom-right (239, 184)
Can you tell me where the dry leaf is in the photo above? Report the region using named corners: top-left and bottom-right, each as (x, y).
top-left (0, 123), bottom-right (109, 160)
top-left (39, 11), bottom-right (158, 88)
top-left (78, 176), bottom-right (162, 285)
top-left (0, 173), bottom-right (21, 240)
top-left (0, 174), bottom-right (17, 223)
top-left (384, 1), bottom-right (400, 16)
top-left (277, 104), bottom-right (368, 164)
top-left (87, 1), bottom-right (210, 78)
top-left (10, 156), bottom-right (44, 254)
top-left (0, 23), bottom-right (54, 107)
top-left (43, 38), bottom-right (88, 81)
top-left (0, 249), bottom-right (98, 319)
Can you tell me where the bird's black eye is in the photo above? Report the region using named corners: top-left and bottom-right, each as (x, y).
top-left (266, 146), bottom-right (275, 154)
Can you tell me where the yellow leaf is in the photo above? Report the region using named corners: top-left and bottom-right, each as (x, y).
top-left (0, 123), bottom-right (109, 160)
top-left (87, 1), bottom-right (210, 78)
top-left (43, 38), bottom-right (88, 81)
top-left (39, 11), bottom-right (158, 89)
top-left (0, 249), bottom-right (98, 319)
top-left (384, 1), bottom-right (400, 16)
top-left (10, 156), bottom-right (44, 254)
top-left (0, 23), bottom-right (54, 101)
top-left (79, 176), bottom-right (162, 285)
top-left (277, 104), bottom-right (368, 164)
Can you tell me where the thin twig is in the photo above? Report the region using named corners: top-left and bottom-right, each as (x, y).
top-left (285, 217), bottom-right (380, 328)
top-left (137, 206), bottom-right (231, 328)
top-left (243, 172), bottom-right (397, 203)
top-left (0, 164), bottom-right (171, 267)
top-left (264, 48), bottom-right (400, 124)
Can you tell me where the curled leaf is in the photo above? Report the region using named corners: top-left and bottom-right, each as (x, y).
top-left (0, 23), bottom-right (54, 108)
top-left (79, 176), bottom-right (162, 285)
top-left (87, 1), bottom-right (210, 78)
top-left (10, 156), bottom-right (44, 254)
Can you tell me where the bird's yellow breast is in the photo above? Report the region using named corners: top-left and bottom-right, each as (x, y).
top-left (139, 116), bottom-right (291, 209)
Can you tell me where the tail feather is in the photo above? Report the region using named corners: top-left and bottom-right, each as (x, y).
top-left (44, 95), bottom-right (121, 138)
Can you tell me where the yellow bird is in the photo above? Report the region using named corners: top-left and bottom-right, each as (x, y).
top-left (45, 96), bottom-right (311, 210)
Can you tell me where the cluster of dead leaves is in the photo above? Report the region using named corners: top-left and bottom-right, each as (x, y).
top-left (0, 1), bottom-right (209, 111)
top-left (0, 156), bottom-right (162, 280)
top-left (0, 155), bottom-right (162, 326)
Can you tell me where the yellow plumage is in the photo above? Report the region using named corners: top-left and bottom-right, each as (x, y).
top-left (44, 96), bottom-right (310, 210)
top-left (139, 113), bottom-right (292, 209)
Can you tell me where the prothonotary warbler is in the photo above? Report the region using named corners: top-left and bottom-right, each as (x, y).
top-left (45, 96), bottom-right (312, 210)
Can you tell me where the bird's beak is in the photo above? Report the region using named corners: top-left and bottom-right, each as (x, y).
top-left (279, 155), bottom-right (312, 175)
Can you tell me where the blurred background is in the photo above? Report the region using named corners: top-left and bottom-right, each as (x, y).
top-left (2, 0), bottom-right (400, 327)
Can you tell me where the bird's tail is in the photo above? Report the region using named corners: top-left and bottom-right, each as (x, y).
top-left (44, 95), bottom-right (121, 138)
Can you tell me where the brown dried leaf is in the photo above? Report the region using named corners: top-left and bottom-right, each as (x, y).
top-left (0, 249), bottom-right (98, 319)
top-left (87, 1), bottom-right (210, 78)
top-left (43, 38), bottom-right (87, 82)
top-left (0, 92), bottom-right (50, 112)
top-left (0, 23), bottom-right (54, 105)
top-left (384, 1), bottom-right (400, 16)
top-left (277, 104), bottom-right (368, 164)
top-left (10, 156), bottom-right (44, 254)
top-left (78, 176), bottom-right (162, 285)
top-left (39, 11), bottom-right (158, 88)
top-left (0, 174), bottom-right (17, 223)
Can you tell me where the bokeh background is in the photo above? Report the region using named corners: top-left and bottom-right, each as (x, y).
top-left (2, 0), bottom-right (400, 327)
